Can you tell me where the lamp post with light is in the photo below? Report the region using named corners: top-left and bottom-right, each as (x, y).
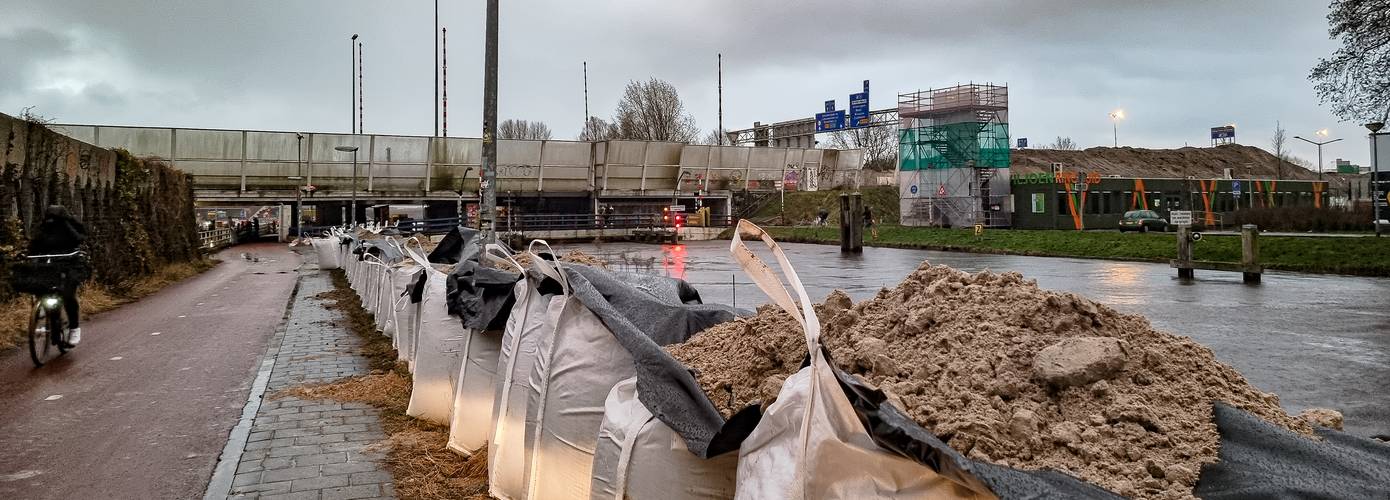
top-left (1109, 109), bottom-right (1125, 147)
top-left (1294, 129), bottom-right (1342, 181)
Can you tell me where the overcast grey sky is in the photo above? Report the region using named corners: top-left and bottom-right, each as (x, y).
top-left (0, 0), bottom-right (1374, 166)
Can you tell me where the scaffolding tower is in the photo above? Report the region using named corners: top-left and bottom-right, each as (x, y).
top-left (897, 84), bottom-right (1011, 227)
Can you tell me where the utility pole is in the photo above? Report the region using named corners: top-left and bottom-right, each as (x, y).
top-left (358, 40), bottom-right (364, 134)
top-left (481, 0), bottom-right (499, 241)
top-left (434, 0), bottom-right (439, 137)
top-left (294, 133), bottom-right (304, 235)
top-left (1370, 122), bottom-right (1384, 237)
top-left (583, 61), bottom-right (588, 130)
top-left (350, 34), bottom-right (358, 134)
top-left (443, 27), bottom-right (448, 137)
top-left (718, 53), bottom-right (723, 146)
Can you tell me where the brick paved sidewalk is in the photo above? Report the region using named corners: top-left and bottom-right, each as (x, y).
top-left (220, 264), bottom-right (396, 500)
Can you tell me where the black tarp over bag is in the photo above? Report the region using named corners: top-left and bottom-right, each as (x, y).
top-left (1193, 403), bottom-right (1390, 499)
top-left (438, 226), bottom-right (523, 331)
top-left (427, 225), bottom-right (468, 264)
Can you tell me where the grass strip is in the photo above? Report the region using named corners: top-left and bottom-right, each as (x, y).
top-left (762, 225), bottom-right (1390, 277)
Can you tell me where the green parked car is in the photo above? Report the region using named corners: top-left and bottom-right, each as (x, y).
top-left (1118, 210), bottom-right (1169, 232)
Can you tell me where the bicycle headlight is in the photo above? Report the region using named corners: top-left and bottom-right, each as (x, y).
top-left (43, 297), bottom-right (59, 308)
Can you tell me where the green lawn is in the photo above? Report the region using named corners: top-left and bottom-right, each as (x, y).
top-left (762, 225), bottom-right (1390, 277)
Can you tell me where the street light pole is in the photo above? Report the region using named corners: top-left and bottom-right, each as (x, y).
top-left (350, 34), bottom-right (358, 134)
top-left (1294, 135), bottom-right (1342, 181)
top-left (1109, 109), bottom-right (1125, 148)
top-left (294, 133), bottom-right (304, 236)
top-left (1369, 124), bottom-right (1384, 237)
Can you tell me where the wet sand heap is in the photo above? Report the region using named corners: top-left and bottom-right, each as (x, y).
top-left (667, 262), bottom-right (1313, 499)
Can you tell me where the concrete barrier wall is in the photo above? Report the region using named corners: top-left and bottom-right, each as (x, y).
top-left (51, 124), bottom-right (863, 202)
top-left (1, 113), bottom-right (199, 299)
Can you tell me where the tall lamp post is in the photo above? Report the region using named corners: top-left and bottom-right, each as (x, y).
top-left (1109, 109), bottom-right (1126, 148)
top-left (336, 145), bottom-right (360, 227)
top-left (350, 34), bottom-right (358, 134)
top-left (291, 132), bottom-right (305, 236)
top-left (1294, 130), bottom-right (1342, 181)
top-left (1369, 121), bottom-right (1385, 237)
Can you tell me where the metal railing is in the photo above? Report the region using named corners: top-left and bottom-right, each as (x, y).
top-left (297, 212), bottom-right (735, 237)
top-left (199, 228), bottom-right (234, 250)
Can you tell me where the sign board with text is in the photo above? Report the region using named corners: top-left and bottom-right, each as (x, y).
top-left (1170, 210), bottom-right (1193, 226)
top-left (1210, 126), bottom-right (1236, 139)
top-left (815, 110), bottom-right (846, 132)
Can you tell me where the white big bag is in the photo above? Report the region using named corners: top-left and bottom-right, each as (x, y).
top-left (444, 244), bottom-right (516, 456)
top-left (590, 377), bottom-right (739, 500)
top-left (489, 247), bottom-right (567, 500)
top-left (522, 244), bottom-right (641, 500)
top-left (404, 245), bottom-right (465, 425)
top-left (312, 236), bottom-right (341, 270)
top-left (730, 221), bottom-right (988, 500)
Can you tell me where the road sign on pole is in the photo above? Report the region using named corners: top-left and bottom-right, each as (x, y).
top-left (1170, 210), bottom-right (1193, 226)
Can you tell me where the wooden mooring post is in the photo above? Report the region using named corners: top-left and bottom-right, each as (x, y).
top-left (1171, 224), bottom-right (1261, 283)
top-left (839, 193), bottom-right (863, 253)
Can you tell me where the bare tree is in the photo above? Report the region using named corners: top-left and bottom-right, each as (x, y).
top-left (828, 126), bottom-right (897, 170)
top-left (1310, 0), bottom-right (1390, 123)
top-left (1271, 121), bottom-right (1287, 179)
top-left (578, 116), bottom-right (617, 141)
top-left (698, 128), bottom-right (729, 146)
top-left (613, 78), bottom-right (699, 143)
top-left (1047, 136), bottom-right (1079, 150)
top-left (498, 119), bottom-right (553, 140)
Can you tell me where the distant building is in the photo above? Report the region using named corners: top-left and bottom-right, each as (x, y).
top-left (1335, 159), bottom-right (1363, 174)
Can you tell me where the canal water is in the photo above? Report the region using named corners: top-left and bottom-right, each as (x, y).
top-left (557, 240), bottom-right (1390, 438)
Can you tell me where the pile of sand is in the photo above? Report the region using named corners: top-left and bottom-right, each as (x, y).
top-left (506, 249), bottom-right (609, 270)
top-left (667, 262), bottom-right (1313, 499)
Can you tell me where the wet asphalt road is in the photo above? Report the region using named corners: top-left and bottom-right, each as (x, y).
top-left (566, 240), bottom-right (1390, 439)
top-left (0, 243), bottom-right (299, 499)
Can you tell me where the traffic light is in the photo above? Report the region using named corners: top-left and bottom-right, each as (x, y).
top-left (662, 206), bottom-right (670, 222)
top-left (674, 213), bottom-right (685, 229)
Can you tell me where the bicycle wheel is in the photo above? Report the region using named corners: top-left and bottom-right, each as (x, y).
top-left (51, 302), bottom-right (69, 355)
top-left (28, 301), bottom-right (53, 367)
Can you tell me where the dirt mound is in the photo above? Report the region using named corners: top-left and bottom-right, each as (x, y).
top-left (1012, 144), bottom-right (1317, 180)
top-left (667, 262), bottom-right (1312, 499)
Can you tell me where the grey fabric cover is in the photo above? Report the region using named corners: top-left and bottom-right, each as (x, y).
top-left (1194, 402), bottom-right (1390, 499)
top-left (555, 264), bottom-right (745, 459)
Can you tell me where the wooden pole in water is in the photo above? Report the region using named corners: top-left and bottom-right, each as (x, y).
top-left (1176, 226), bottom-right (1194, 279)
top-left (840, 193), bottom-right (864, 253)
top-left (1241, 224), bottom-right (1260, 283)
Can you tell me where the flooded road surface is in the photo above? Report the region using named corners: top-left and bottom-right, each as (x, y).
top-left (560, 240), bottom-right (1390, 438)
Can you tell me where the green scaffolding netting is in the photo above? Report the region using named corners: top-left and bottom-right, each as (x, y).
top-left (899, 122), bottom-right (1010, 171)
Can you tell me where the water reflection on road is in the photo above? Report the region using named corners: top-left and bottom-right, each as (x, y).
top-left (562, 240), bottom-right (1390, 438)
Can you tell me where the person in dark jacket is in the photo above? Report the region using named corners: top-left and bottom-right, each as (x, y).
top-left (28, 205), bottom-right (88, 346)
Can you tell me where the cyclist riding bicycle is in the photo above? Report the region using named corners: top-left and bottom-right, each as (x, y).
top-left (28, 205), bottom-right (88, 347)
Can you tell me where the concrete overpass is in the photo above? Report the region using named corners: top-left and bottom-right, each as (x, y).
top-left (51, 124), bottom-right (864, 226)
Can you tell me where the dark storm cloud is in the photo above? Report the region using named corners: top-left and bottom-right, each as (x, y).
top-left (0, 0), bottom-right (1371, 165)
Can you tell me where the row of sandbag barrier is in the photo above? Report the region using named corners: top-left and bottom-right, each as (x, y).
top-left (304, 222), bottom-right (1390, 500)
top-left (305, 222), bottom-right (1118, 500)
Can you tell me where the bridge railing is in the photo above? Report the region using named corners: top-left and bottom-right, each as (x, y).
top-left (199, 228), bottom-right (235, 251)
top-left (294, 212), bottom-right (735, 237)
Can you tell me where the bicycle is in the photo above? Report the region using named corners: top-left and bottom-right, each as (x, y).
top-left (11, 250), bottom-right (86, 367)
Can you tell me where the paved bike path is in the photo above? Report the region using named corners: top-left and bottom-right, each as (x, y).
top-left (0, 243), bottom-right (300, 499)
